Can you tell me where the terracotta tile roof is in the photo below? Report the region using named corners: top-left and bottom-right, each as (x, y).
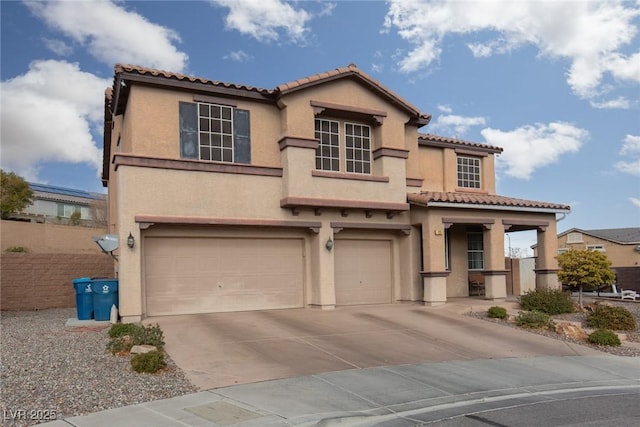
top-left (408, 191), bottom-right (570, 212)
top-left (276, 63), bottom-right (429, 120)
top-left (114, 64), bottom-right (275, 95)
top-left (419, 133), bottom-right (503, 153)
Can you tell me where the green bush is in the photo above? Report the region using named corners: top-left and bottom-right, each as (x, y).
top-left (108, 323), bottom-right (139, 338)
top-left (106, 323), bottom-right (165, 354)
top-left (586, 306), bottom-right (636, 331)
top-left (487, 306), bottom-right (508, 319)
top-left (5, 246), bottom-right (28, 253)
top-left (130, 351), bottom-right (166, 373)
top-left (588, 329), bottom-right (621, 346)
top-left (519, 288), bottom-right (574, 315)
top-left (515, 310), bottom-right (554, 329)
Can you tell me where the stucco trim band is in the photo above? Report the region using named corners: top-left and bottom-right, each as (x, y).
top-left (372, 147), bottom-right (410, 160)
top-left (420, 271), bottom-right (450, 277)
top-left (134, 215), bottom-right (322, 233)
top-left (503, 219), bottom-right (549, 231)
top-left (278, 136), bottom-right (319, 151)
top-left (406, 177), bottom-right (424, 187)
top-left (281, 196), bottom-right (409, 211)
top-left (330, 222), bottom-right (411, 235)
top-left (441, 217), bottom-right (495, 229)
top-left (311, 170), bottom-right (390, 183)
top-left (113, 154), bottom-right (283, 177)
top-left (481, 270), bottom-right (510, 276)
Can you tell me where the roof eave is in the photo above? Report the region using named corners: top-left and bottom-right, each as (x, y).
top-left (414, 201), bottom-right (571, 215)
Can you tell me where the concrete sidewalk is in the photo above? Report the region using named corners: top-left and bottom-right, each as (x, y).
top-left (43, 355), bottom-right (640, 426)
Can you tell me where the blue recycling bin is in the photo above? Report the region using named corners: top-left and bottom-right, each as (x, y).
top-left (92, 279), bottom-right (119, 321)
top-left (72, 277), bottom-right (94, 320)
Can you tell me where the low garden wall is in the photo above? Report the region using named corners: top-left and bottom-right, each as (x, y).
top-left (1, 253), bottom-right (114, 311)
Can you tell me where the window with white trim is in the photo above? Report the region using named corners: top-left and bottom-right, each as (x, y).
top-left (587, 244), bottom-right (605, 252)
top-left (457, 156), bottom-right (481, 189)
top-left (345, 123), bottom-right (371, 174)
top-left (315, 119), bottom-right (340, 171)
top-left (199, 103), bottom-right (233, 162)
top-left (179, 101), bottom-right (251, 164)
top-left (467, 231), bottom-right (484, 270)
top-left (314, 119), bottom-right (372, 174)
top-left (566, 232), bottom-right (583, 244)
top-left (557, 248), bottom-right (568, 255)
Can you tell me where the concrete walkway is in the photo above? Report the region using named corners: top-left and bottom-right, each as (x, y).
top-left (43, 355), bottom-right (640, 426)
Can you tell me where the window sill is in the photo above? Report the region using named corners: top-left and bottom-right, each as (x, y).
top-left (312, 170), bottom-right (389, 183)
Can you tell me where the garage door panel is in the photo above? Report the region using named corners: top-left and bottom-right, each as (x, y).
top-left (145, 236), bottom-right (304, 316)
top-left (335, 239), bottom-right (392, 306)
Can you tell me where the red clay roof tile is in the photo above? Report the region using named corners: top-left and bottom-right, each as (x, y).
top-left (408, 191), bottom-right (570, 211)
top-left (419, 133), bottom-right (503, 153)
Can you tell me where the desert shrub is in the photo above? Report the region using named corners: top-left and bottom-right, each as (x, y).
top-left (588, 329), bottom-right (621, 346)
top-left (487, 306), bottom-right (508, 319)
top-left (519, 288), bottom-right (574, 315)
top-left (130, 351), bottom-right (166, 373)
top-left (108, 323), bottom-right (139, 338)
top-left (586, 306), bottom-right (636, 331)
top-left (5, 246), bottom-right (28, 252)
top-left (515, 310), bottom-right (554, 329)
top-left (106, 323), bottom-right (165, 354)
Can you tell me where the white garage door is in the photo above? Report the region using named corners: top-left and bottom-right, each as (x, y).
top-left (334, 239), bottom-right (392, 306)
top-left (144, 236), bottom-right (304, 316)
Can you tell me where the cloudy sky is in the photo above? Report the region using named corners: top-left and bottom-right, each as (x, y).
top-left (1, 0), bottom-right (638, 252)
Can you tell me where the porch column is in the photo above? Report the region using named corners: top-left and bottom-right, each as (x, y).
top-left (309, 224), bottom-right (336, 309)
top-left (421, 219), bottom-right (448, 306)
top-left (483, 224), bottom-right (507, 300)
top-left (535, 221), bottom-right (561, 289)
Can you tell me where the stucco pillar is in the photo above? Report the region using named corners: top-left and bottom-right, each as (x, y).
top-left (483, 224), bottom-right (507, 300)
top-left (309, 224), bottom-right (336, 309)
top-left (117, 225), bottom-right (143, 323)
top-left (421, 217), bottom-right (448, 306)
top-left (535, 221), bottom-right (561, 290)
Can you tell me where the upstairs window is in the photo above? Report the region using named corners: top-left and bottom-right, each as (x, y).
top-left (457, 156), bottom-right (481, 189)
top-left (315, 119), bottom-right (340, 171)
top-left (314, 119), bottom-right (372, 174)
top-left (345, 123), bottom-right (371, 174)
top-left (179, 101), bottom-right (251, 164)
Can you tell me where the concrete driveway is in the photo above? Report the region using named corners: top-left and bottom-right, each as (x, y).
top-left (148, 302), bottom-right (604, 390)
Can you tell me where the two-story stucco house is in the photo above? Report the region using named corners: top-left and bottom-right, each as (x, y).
top-left (102, 64), bottom-right (570, 322)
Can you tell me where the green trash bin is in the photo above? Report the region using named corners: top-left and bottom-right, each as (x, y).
top-left (92, 279), bottom-right (118, 321)
top-left (72, 277), bottom-right (93, 320)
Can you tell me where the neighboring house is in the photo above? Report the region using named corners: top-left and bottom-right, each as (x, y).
top-left (556, 227), bottom-right (640, 291)
top-left (13, 183), bottom-right (106, 226)
top-left (102, 64), bottom-right (570, 322)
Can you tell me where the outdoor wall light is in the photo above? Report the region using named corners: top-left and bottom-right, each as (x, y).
top-left (325, 237), bottom-right (334, 251)
top-left (127, 232), bottom-right (135, 249)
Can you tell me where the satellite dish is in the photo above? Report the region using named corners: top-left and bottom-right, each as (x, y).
top-left (93, 234), bottom-right (119, 254)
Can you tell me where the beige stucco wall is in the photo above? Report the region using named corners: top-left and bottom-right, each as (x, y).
top-left (1, 220), bottom-right (108, 254)
top-left (279, 79), bottom-right (412, 150)
top-left (558, 234), bottom-right (640, 267)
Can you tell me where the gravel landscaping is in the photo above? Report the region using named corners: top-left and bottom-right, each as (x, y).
top-left (469, 298), bottom-right (640, 357)
top-left (0, 308), bottom-right (197, 427)
top-left (1, 300), bottom-right (638, 426)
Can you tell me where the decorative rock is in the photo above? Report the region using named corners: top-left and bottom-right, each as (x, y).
top-left (555, 322), bottom-right (588, 341)
top-left (130, 344), bottom-right (157, 354)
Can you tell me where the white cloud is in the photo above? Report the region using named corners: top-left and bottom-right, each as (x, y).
top-left (629, 197), bottom-right (640, 208)
top-left (590, 97), bottom-right (633, 109)
top-left (437, 104), bottom-right (452, 114)
top-left (430, 114), bottom-right (486, 137)
top-left (616, 134), bottom-right (640, 176)
top-left (224, 50), bottom-right (253, 63)
top-left (26, 0), bottom-right (188, 71)
top-left (620, 135), bottom-right (640, 155)
top-left (211, 0), bottom-right (311, 44)
top-left (482, 122), bottom-right (588, 180)
top-left (0, 60), bottom-right (110, 181)
top-left (42, 38), bottom-right (72, 56)
top-left (383, 1), bottom-right (640, 102)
